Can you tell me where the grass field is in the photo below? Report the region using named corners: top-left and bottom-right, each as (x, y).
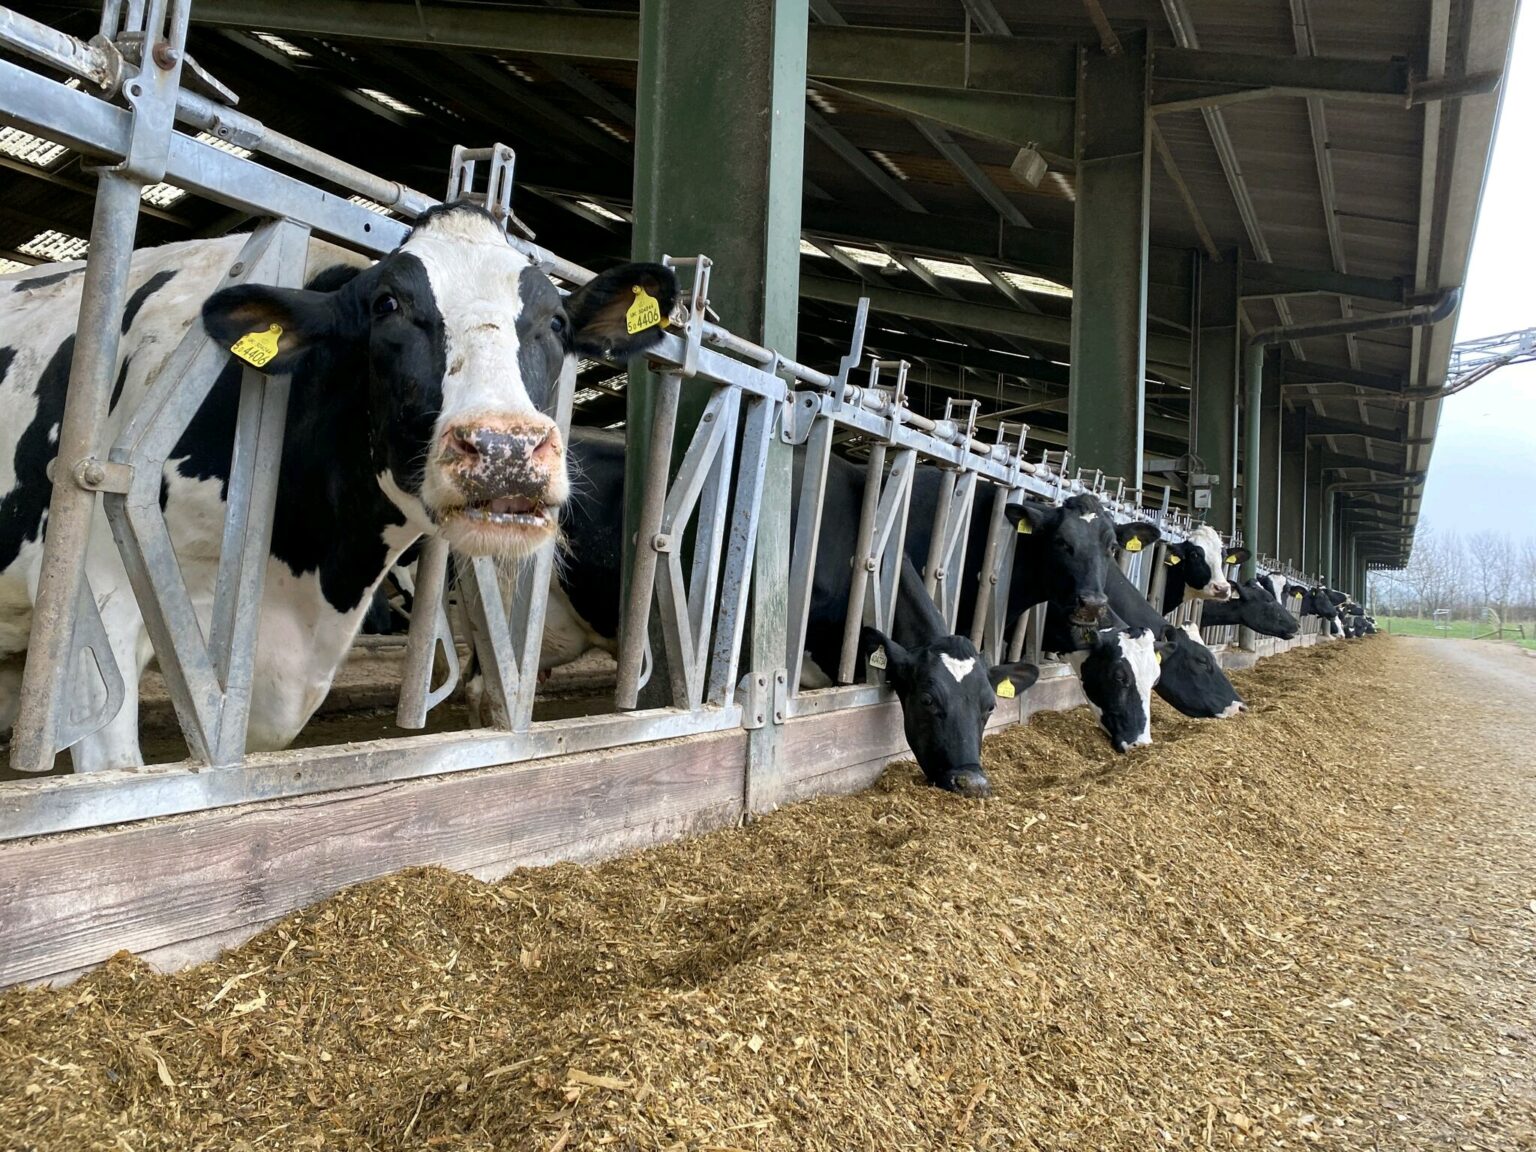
top-left (1377, 615), bottom-right (1536, 650)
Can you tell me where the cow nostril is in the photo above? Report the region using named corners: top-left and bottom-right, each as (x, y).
top-left (443, 426), bottom-right (480, 462)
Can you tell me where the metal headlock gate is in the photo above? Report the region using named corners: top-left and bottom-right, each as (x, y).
top-left (0, 0), bottom-right (1304, 846)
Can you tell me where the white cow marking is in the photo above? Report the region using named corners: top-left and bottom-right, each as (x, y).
top-left (1080, 512), bottom-right (1097, 522)
top-left (940, 653), bottom-right (976, 683)
top-left (1120, 629), bottom-right (1160, 748)
top-left (1185, 525), bottom-right (1232, 601)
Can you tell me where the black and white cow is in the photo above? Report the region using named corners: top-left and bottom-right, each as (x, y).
top-left (1198, 577), bottom-right (1300, 639)
top-left (0, 205), bottom-right (675, 768)
top-left (1067, 627), bottom-right (1166, 752)
top-left (1158, 524), bottom-right (1250, 614)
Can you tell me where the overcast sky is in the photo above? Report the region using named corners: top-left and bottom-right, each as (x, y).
top-left (1415, 4), bottom-right (1535, 539)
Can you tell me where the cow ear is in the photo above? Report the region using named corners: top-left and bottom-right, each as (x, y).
top-left (203, 284), bottom-right (340, 375)
top-left (859, 625), bottom-right (912, 684)
top-left (1164, 542), bottom-right (1185, 566)
top-left (1005, 500), bottom-right (1056, 536)
top-left (1224, 546), bottom-right (1252, 566)
top-left (1159, 624), bottom-right (1181, 644)
top-left (988, 661), bottom-right (1039, 699)
top-left (562, 261), bottom-right (678, 360)
top-left (1116, 521), bottom-right (1160, 553)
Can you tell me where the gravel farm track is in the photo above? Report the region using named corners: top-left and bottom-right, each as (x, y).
top-left (1, 636), bottom-right (1534, 1151)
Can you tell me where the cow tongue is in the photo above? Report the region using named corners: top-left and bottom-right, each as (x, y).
top-left (487, 495), bottom-right (539, 515)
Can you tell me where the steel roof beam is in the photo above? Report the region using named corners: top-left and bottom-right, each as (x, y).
top-left (1281, 360), bottom-right (1407, 393)
top-left (799, 272), bottom-right (1191, 372)
top-left (1304, 417), bottom-right (1406, 443)
top-left (1243, 263), bottom-right (1406, 304)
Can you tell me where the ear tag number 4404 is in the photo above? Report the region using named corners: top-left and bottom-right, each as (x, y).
top-left (231, 324), bottom-right (282, 368)
top-left (996, 678), bottom-right (1016, 699)
top-left (625, 285), bottom-right (666, 336)
top-left (867, 647), bottom-right (888, 671)
top-left (1124, 536), bottom-right (1143, 553)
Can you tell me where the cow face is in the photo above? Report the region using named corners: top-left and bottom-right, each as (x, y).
top-left (1228, 578), bottom-right (1300, 639)
top-left (1069, 626), bottom-right (1165, 752)
top-left (1165, 526), bottom-right (1247, 601)
top-left (1156, 624), bottom-right (1246, 718)
top-left (861, 627), bottom-right (1038, 798)
top-left (1008, 494), bottom-right (1160, 625)
top-left (202, 205), bottom-right (675, 560)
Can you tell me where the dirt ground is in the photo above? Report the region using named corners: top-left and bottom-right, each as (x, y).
top-left (1, 637), bottom-right (1534, 1151)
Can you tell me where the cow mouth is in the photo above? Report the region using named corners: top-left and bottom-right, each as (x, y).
top-left (1070, 609), bottom-right (1103, 626)
top-left (457, 494), bottom-right (552, 529)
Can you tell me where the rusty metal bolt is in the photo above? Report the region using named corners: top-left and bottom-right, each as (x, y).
top-left (152, 43), bottom-right (181, 70)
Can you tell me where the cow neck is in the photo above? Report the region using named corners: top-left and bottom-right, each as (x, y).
top-left (173, 338), bottom-right (414, 618)
top-left (890, 553), bottom-right (948, 649)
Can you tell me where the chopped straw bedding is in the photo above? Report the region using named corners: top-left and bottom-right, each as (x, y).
top-left (4, 638), bottom-right (1535, 1151)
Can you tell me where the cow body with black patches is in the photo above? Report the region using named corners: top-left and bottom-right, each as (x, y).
top-left (0, 206), bottom-right (674, 768)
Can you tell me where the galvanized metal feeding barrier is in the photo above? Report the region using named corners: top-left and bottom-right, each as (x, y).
top-left (0, 0), bottom-right (1317, 848)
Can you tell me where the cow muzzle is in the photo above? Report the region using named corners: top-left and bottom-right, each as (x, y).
top-left (432, 415), bottom-right (566, 555)
top-left (941, 766), bottom-right (992, 799)
top-left (1071, 593), bottom-right (1109, 626)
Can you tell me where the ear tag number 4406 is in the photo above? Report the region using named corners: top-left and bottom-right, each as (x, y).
top-left (231, 324), bottom-right (282, 368)
top-left (625, 285), bottom-right (666, 336)
top-left (996, 679), bottom-right (1016, 699)
top-left (867, 647), bottom-right (888, 670)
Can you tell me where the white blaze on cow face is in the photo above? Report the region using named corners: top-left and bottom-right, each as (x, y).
top-left (406, 210), bottom-right (569, 559)
top-left (940, 653), bottom-right (977, 683)
top-left (1119, 628), bottom-right (1160, 748)
top-left (1186, 525), bottom-right (1233, 600)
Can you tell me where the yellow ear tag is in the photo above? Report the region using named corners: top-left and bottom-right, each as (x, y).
top-left (1156, 652), bottom-right (1163, 665)
top-left (1225, 554), bottom-right (1239, 565)
top-left (995, 678), bottom-right (1016, 699)
top-left (231, 323), bottom-right (282, 368)
top-left (625, 285), bottom-right (663, 336)
top-left (867, 647), bottom-right (887, 670)
top-left (1015, 519), bottom-right (1032, 535)
top-left (1124, 536), bottom-right (1143, 553)
top-left (1166, 554), bottom-right (1181, 566)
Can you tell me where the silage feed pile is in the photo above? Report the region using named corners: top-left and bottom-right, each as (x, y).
top-left (4, 638), bottom-right (1535, 1151)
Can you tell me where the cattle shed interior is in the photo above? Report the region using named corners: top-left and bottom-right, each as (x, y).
top-left (2, 0), bottom-right (1515, 590)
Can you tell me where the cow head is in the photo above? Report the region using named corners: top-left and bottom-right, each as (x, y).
top-left (1007, 494), bottom-right (1160, 625)
top-left (1165, 526), bottom-right (1248, 601)
top-left (202, 204), bottom-right (675, 560)
top-left (1227, 578), bottom-right (1300, 639)
top-left (1068, 626), bottom-right (1167, 752)
top-left (1155, 624), bottom-right (1246, 718)
top-left (861, 627), bottom-right (1037, 798)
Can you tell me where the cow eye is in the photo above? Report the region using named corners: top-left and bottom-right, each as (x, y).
top-left (373, 294), bottom-right (399, 317)
top-left (550, 314), bottom-right (567, 336)
top-left (919, 692), bottom-right (936, 710)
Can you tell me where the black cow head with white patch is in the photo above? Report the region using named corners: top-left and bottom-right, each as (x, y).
top-left (861, 627), bottom-right (1037, 798)
top-left (1164, 525), bottom-right (1249, 601)
top-left (1007, 494), bottom-right (1160, 625)
top-left (1156, 624), bottom-right (1246, 719)
top-left (1069, 626), bottom-right (1167, 753)
top-left (1225, 578), bottom-right (1300, 639)
top-left (202, 204), bottom-right (675, 560)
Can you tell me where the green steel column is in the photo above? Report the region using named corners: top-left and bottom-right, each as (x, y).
top-left (1304, 446), bottom-right (1326, 577)
top-left (1191, 252), bottom-right (1240, 534)
top-left (1279, 417), bottom-right (1307, 568)
top-left (1240, 342), bottom-right (1263, 582)
top-left (1256, 362), bottom-right (1282, 559)
top-left (1068, 30), bottom-right (1151, 484)
top-left (627, 0), bottom-right (808, 770)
